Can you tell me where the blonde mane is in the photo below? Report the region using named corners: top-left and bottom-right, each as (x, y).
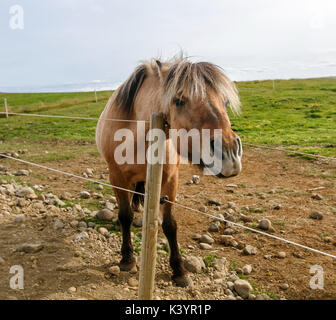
top-left (114, 56), bottom-right (241, 115)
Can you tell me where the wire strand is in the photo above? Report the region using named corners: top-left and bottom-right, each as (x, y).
top-left (1, 153), bottom-right (335, 259)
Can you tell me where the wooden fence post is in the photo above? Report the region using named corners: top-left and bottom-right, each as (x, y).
top-left (138, 113), bottom-right (165, 300)
top-left (4, 98), bottom-right (8, 118)
top-left (94, 89), bottom-right (97, 103)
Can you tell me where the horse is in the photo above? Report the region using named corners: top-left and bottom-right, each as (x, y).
top-left (96, 56), bottom-right (242, 287)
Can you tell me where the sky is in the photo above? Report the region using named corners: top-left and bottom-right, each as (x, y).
top-left (1, 0), bottom-right (336, 92)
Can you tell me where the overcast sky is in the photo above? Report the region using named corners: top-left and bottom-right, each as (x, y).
top-left (1, 0), bottom-right (336, 92)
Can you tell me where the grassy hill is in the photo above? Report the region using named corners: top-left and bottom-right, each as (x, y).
top-left (0, 77), bottom-right (335, 158)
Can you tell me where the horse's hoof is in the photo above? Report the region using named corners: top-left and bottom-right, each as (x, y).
top-left (119, 258), bottom-right (136, 271)
top-left (172, 275), bottom-right (194, 288)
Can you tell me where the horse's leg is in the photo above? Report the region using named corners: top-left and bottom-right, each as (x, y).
top-left (113, 187), bottom-right (136, 271)
top-left (161, 171), bottom-right (193, 287)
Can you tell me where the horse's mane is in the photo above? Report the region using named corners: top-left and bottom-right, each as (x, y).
top-left (114, 56), bottom-right (241, 115)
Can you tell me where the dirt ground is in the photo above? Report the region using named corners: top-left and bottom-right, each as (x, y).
top-left (0, 146), bottom-right (335, 300)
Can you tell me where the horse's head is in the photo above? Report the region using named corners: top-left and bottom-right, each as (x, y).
top-left (159, 59), bottom-right (242, 177)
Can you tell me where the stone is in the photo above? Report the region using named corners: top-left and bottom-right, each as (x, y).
top-left (311, 194), bottom-right (323, 200)
top-left (223, 228), bottom-right (235, 235)
top-left (243, 245), bottom-right (257, 255)
top-left (242, 264), bottom-right (253, 275)
top-left (258, 219), bottom-right (273, 231)
top-left (199, 234), bottom-right (214, 244)
top-left (280, 283), bottom-right (289, 290)
top-left (277, 251), bottom-right (286, 259)
top-left (74, 231), bottom-right (89, 242)
top-left (68, 287), bottom-right (77, 294)
top-left (53, 219), bottom-right (64, 230)
top-left (78, 221), bottom-right (87, 229)
top-left (79, 191), bottom-right (90, 199)
top-left (208, 222), bottom-right (219, 232)
top-left (310, 211), bottom-right (323, 220)
top-left (96, 209), bottom-right (114, 221)
top-left (98, 227), bottom-right (109, 236)
top-left (19, 243), bottom-right (44, 253)
top-left (192, 175), bottom-right (200, 184)
top-left (192, 233), bottom-right (201, 241)
top-left (13, 170), bottom-right (29, 176)
top-left (273, 204), bottom-right (282, 210)
top-left (14, 214), bottom-right (26, 223)
top-left (234, 279), bottom-right (253, 299)
top-left (60, 192), bottom-right (72, 200)
top-left (70, 220), bottom-right (79, 228)
top-left (108, 266), bottom-right (120, 276)
top-left (239, 214), bottom-right (253, 223)
top-left (0, 257), bottom-right (5, 265)
top-left (184, 256), bottom-right (205, 273)
top-left (128, 278), bottom-right (139, 287)
top-left (199, 243), bottom-right (212, 250)
top-left (212, 257), bottom-right (229, 272)
top-left (219, 235), bottom-right (237, 247)
top-left (16, 187), bottom-right (36, 199)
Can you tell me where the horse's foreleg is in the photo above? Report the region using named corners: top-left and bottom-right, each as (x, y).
top-left (161, 173), bottom-right (193, 287)
top-left (114, 189), bottom-right (136, 271)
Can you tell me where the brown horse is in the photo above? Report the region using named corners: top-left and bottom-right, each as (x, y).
top-left (96, 56), bottom-right (242, 287)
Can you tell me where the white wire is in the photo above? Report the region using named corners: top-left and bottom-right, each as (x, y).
top-left (1, 153), bottom-right (335, 259)
top-left (0, 112), bottom-right (149, 123)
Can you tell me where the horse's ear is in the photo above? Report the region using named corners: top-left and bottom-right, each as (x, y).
top-left (155, 59), bottom-right (163, 81)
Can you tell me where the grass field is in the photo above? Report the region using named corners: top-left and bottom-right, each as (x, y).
top-left (0, 77), bottom-right (335, 158)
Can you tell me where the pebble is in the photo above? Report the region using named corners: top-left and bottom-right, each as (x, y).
top-left (242, 264), bottom-right (253, 275)
top-left (78, 221), bottom-right (87, 229)
top-left (53, 219), bottom-right (64, 230)
top-left (96, 209), bottom-right (114, 221)
top-left (70, 220), bottom-right (79, 228)
top-left (277, 251), bottom-right (286, 259)
top-left (273, 204), bottom-right (282, 210)
top-left (239, 214), bottom-right (253, 223)
top-left (0, 257), bottom-right (5, 265)
top-left (258, 219), bottom-right (274, 232)
top-left (311, 194), bottom-right (323, 200)
top-left (199, 243), bottom-right (212, 250)
top-left (199, 234), bottom-right (214, 244)
top-left (234, 279), bottom-right (253, 299)
top-left (192, 175), bottom-right (200, 184)
top-left (98, 227), bottom-right (109, 236)
top-left (219, 235), bottom-right (237, 247)
top-left (19, 243), bottom-right (44, 253)
top-left (192, 233), bottom-right (201, 241)
top-left (14, 214), bottom-right (26, 223)
top-left (310, 211), bottom-right (323, 220)
top-left (108, 266), bottom-right (120, 276)
top-left (13, 170), bottom-right (29, 176)
top-left (208, 222), bottom-right (219, 232)
top-left (223, 228), bottom-right (235, 235)
top-left (79, 191), bottom-right (90, 199)
top-left (183, 256), bottom-right (205, 273)
top-left (280, 283), bottom-right (289, 290)
top-left (68, 287), bottom-right (77, 294)
top-left (243, 245), bottom-right (257, 255)
top-left (74, 231), bottom-right (89, 242)
top-left (128, 278), bottom-right (139, 287)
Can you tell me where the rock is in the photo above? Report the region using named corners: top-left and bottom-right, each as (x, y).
top-left (258, 219), bottom-right (273, 231)
top-left (208, 222), bottom-right (219, 232)
top-left (199, 234), bottom-right (214, 244)
top-left (184, 256), bottom-right (205, 273)
top-left (108, 266), bottom-right (120, 276)
top-left (16, 187), bottom-right (36, 199)
top-left (212, 257), bottom-right (229, 272)
top-left (199, 243), bottom-right (212, 250)
top-left (133, 217), bottom-right (143, 228)
top-left (311, 194), bottom-right (323, 200)
top-left (108, 196), bottom-right (117, 204)
top-left (53, 219), bottom-right (64, 230)
top-left (234, 279), bottom-right (253, 299)
top-left (280, 283), bottom-right (289, 290)
top-left (19, 243), bottom-right (44, 253)
top-left (68, 287), bottom-right (77, 294)
top-left (310, 211), bottom-right (323, 220)
top-left (207, 199), bottom-right (221, 206)
top-left (242, 264), bottom-right (253, 275)
top-left (192, 175), bottom-right (200, 184)
top-left (88, 222), bottom-right (95, 228)
top-left (277, 251), bottom-right (286, 259)
top-left (255, 294), bottom-right (272, 300)
top-left (223, 228), bottom-right (235, 235)
top-left (70, 220), bottom-right (79, 228)
top-left (14, 214), bottom-right (26, 223)
top-left (85, 168), bottom-right (94, 177)
top-left (243, 245), bottom-right (257, 255)
top-left (227, 281), bottom-right (235, 290)
top-left (96, 209), bottom-right (114, 221)
top-left (273, 204), bottom-right (282, 210)
top-left (60, 192), bottom-right (72, 200)
top-left (74, 231), bottom-right (89, 242)
top-left (78, 221), bottom-right (87, 229)
top-left (0, 257), bottom-right (5, 265)
top-left (98, 227), bottom-right (109, 236)
top-left (192, 233), bottom-right (201, 241)
top-left (128, 278), bottom-right (138, 287)
top-left (79, 191), bottom-right (90, 199)
top-left (13, 170), bottom-right (29, 176)
top-left (219, 235), bottom-right (237, 247)
top-left (239, 214), bottom-right (253, 223)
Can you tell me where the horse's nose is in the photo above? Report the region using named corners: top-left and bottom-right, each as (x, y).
top-left (233, 136), bottom-right (243, 158)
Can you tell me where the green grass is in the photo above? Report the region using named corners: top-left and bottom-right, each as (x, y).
top-left (0, 77), bottom-right (335, 158)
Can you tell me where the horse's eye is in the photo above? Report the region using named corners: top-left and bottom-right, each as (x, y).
top-left (173, 98), bottom-right (186, 107)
